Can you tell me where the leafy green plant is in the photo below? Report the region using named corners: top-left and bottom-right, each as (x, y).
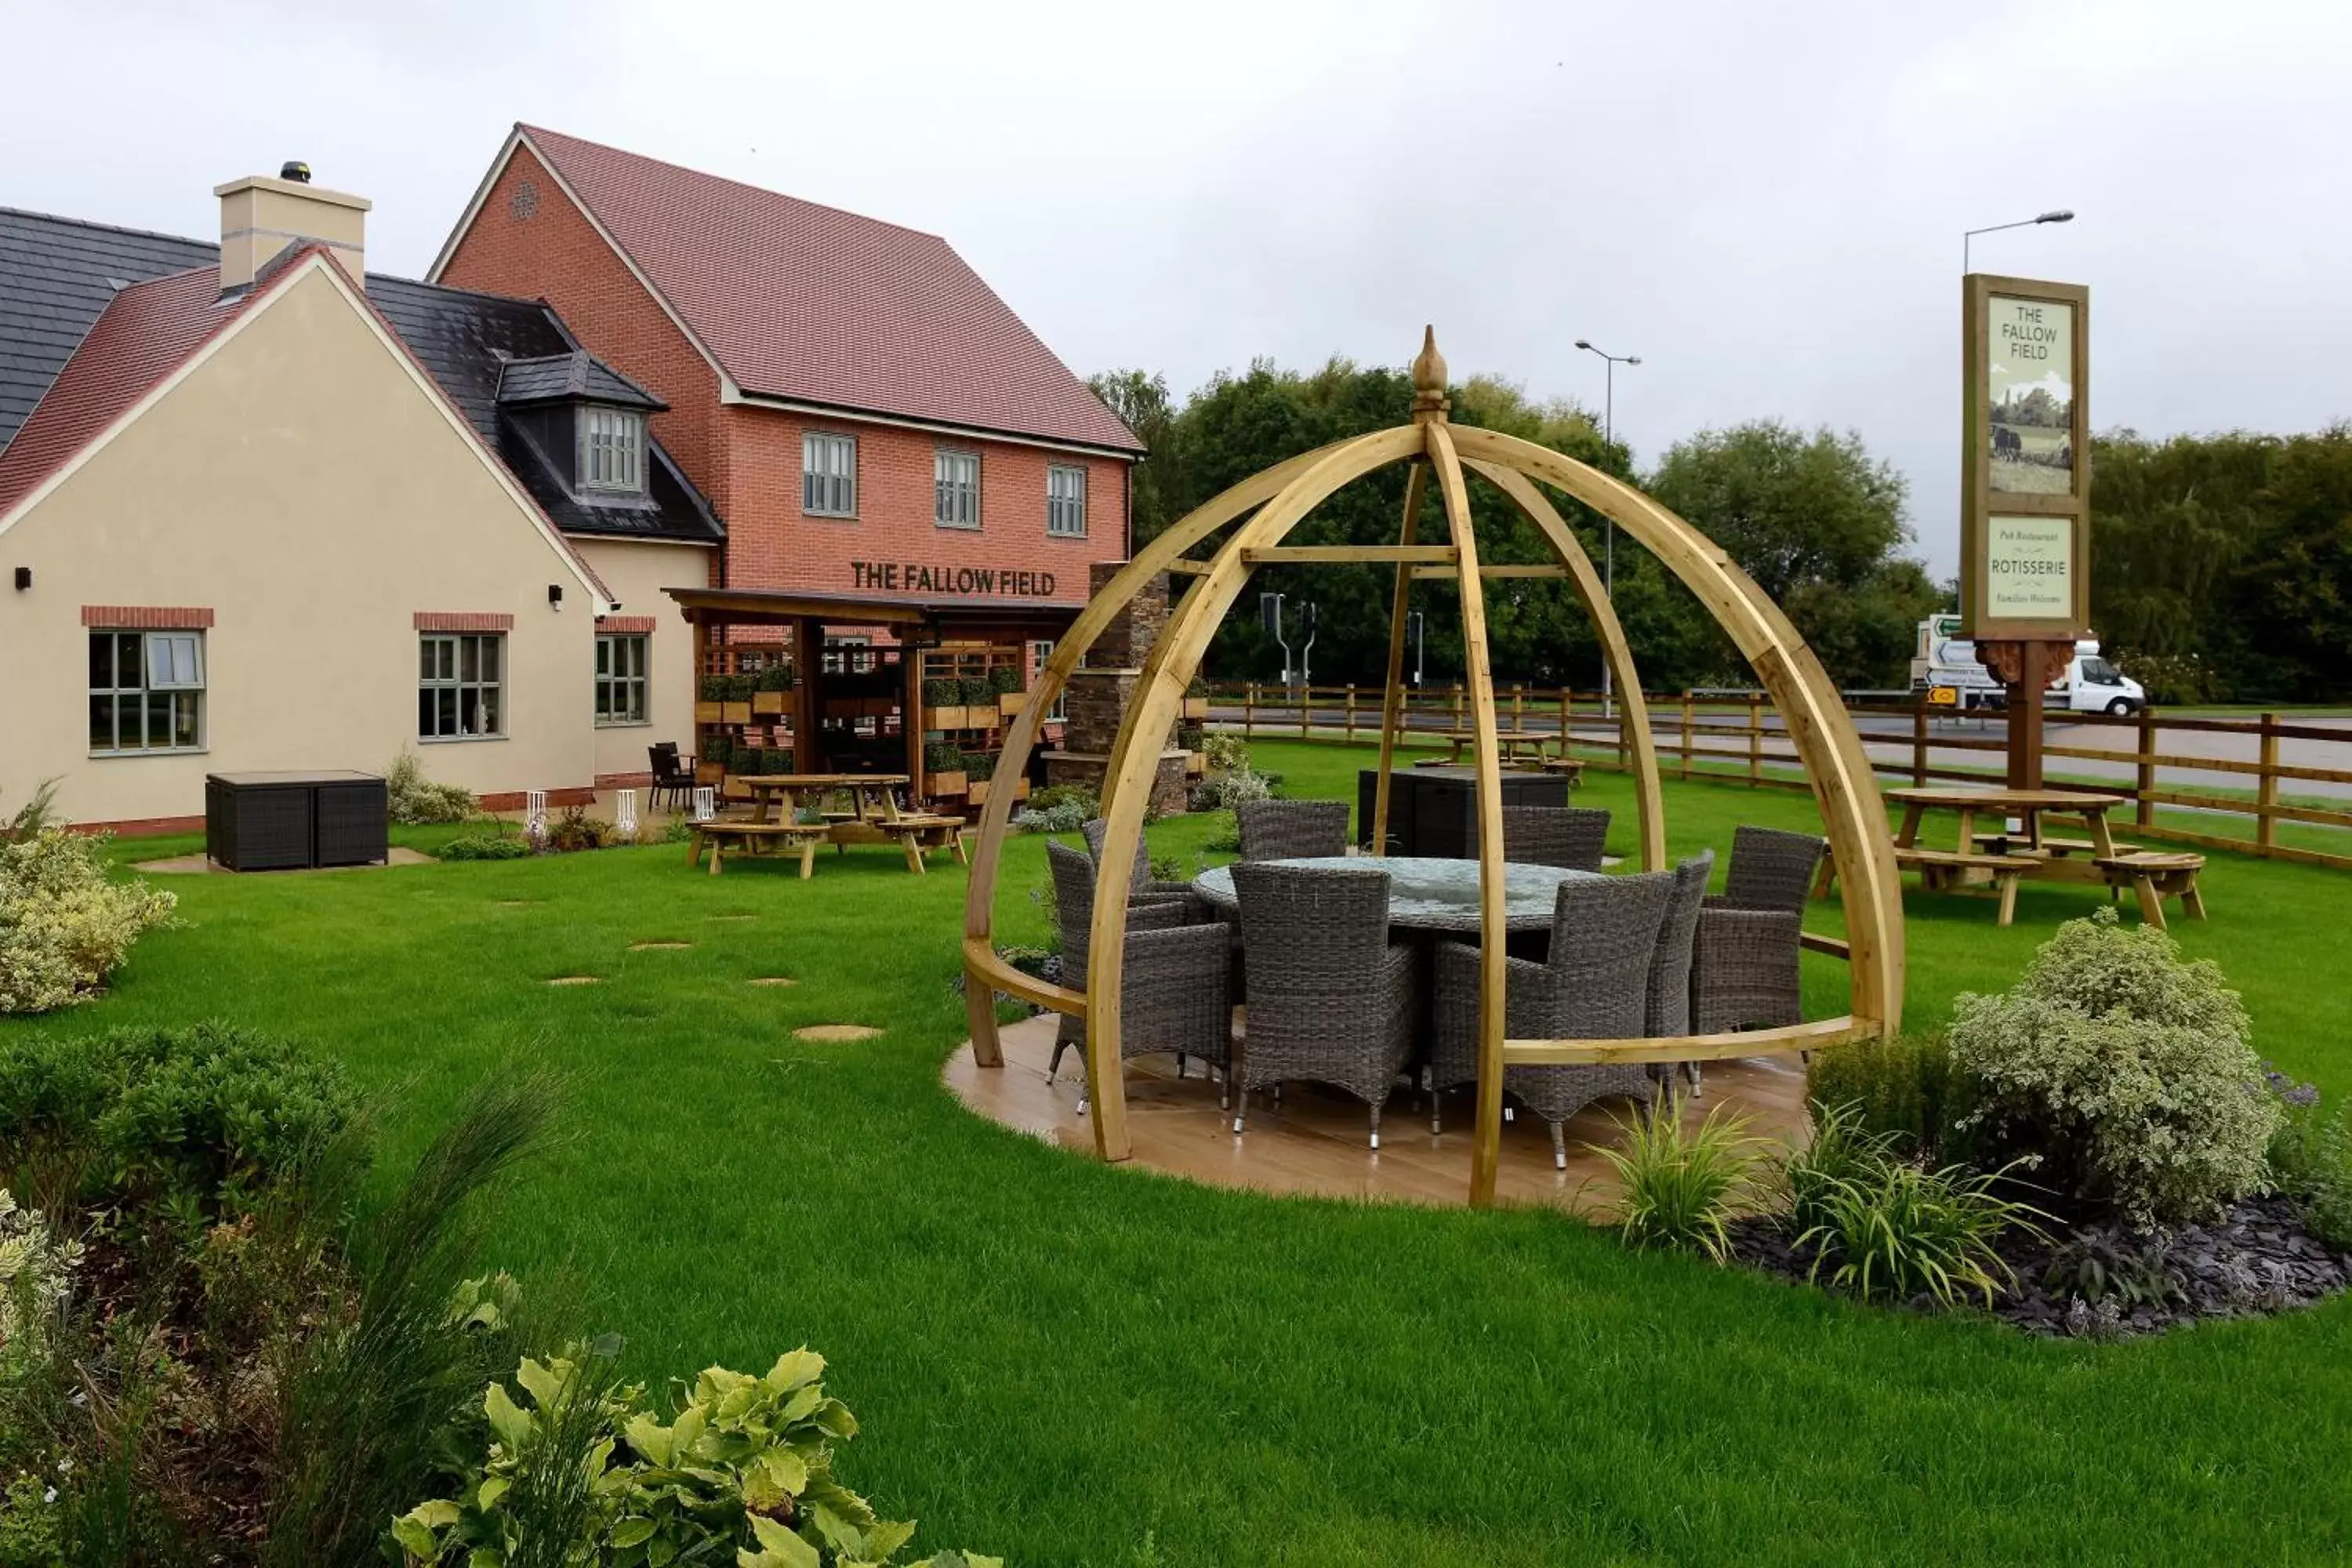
top-left (1202, 811), bottom-right (1241, 853)
top-left (1014, 785), bottom-right (1098, 835)
top-left (0, 1190), bottom-right (80, 1380)
top-left (1190, 766), bottom-right (1272, 811)
top-left (441, 828), bottom-right (532, 862)
top-left (1804, 1033), bottom-right (1971, 1162)
top-left (2267, 1073), bottom-right (2352, 1249)
top-left (546, 807), bottom-right (615, 854)
top-left (924, 741), bottom-right (967, 774)
top-left (1595, 1101), bottom-right (1762, 1263)
top-left (704, 733), bottom-right (735, 767)
top-left (964, 753), bottom-right (995, 784)
top-left (387, 750), bottom-right (480, 826)
top-left (1781, 1100), bottom-right (1900, 1236)
top-left (0, 823), bottom-right (176, 1015)
top-left (699, 676), bottom-right (728, 702)
top-left (921, 678), bottom-right (961, 710)
top-left (958, 677), bottom-right (995, 707)
top-left (2042, 1227), bottom-right (2187, 1309)
top-left (1797, 1158), bottom-right (2045, 1308)
top-left (395, 1344), bottom-right (995, 1567)
top-left (0, 1023), bottom-right (359, 1218)
top-left (1948, 908), bottom-right (2276, 1226)
top-left (1, 782), bottom-right (61, 845)
top-left (757, 663), bottom-right (797, 692)
top-left (1200, 734), bottom-right (1250, 775)
top-left (988, 666), bottom-right (1022, 696)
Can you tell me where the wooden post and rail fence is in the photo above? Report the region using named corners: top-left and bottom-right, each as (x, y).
top-left (1213, 682), bottom-right (2352, 873)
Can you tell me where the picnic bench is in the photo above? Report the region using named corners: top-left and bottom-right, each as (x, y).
top-left (1417, 730), bottom-right (1559, 768)
top-left (688, 774), bottom-right (968, 877)
top-left (1892, 845), bottom-right (2034, 925)
top-left (688, 819), bottom-right (829, 877)
top-left (2094, 850), bottom-right (2209, 931)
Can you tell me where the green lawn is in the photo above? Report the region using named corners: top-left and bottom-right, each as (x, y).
top-left (22, 742), bottom-right (2352, 1565)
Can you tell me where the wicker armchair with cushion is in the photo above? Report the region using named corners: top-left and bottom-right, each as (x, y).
top-left (1044, 842), bottom-right (1235, 1110)
top-left (1236, 799), bottom-right (1352, 862)
top-left (1081, 818), bottom-right (1204, 918)
top-left (1431, 872), bottom-right (1672, 1167)
top-left (1643, 849), bottom-right (1714, 1097)
top-left (1228, 862), bottom-right (1417, 1148)
top-left (1499, 805), bottom-right (1611, 872)
top-left (1689, 826), bottom-right (1828, 1086)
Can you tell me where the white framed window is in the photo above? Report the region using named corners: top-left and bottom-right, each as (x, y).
top-left (419, 633), bottom-right (505, 739)
top-left (1047, 463), bottom-right (1087, 538)
top-left (89, 630), bottom-right (205, 755)
top-left (935, 448), bottom-right (980, 528)
top-left (1029, 639), bottom-right (1067, 722)
top-left (803, 431), bottom-right (857, 517)
top-left (579, 407), bottom-right (645, 494)
top-left (595, 633), bottom-right (649, 726)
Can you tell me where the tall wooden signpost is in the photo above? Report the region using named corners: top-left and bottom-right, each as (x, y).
top-left (1961, 274), bottom-right (2090, 788)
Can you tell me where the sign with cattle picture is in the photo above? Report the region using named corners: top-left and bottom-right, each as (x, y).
top-left (1961, 274), bottom-right (2089, 639)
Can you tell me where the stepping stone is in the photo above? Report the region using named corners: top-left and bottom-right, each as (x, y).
top-left (706, 914), bottom-right (758, 922)
top-left (497, 900), bottom-right (542, 909)
top-left (629, 941), bottom-right (693, 951)
top-left (747, 976), bottom-right (798, 987)
top-left (793, 1024), bottom-right (880, 1043)
top-left (545, 975), bottom-right (602, 986)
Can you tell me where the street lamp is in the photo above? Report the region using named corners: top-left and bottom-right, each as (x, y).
top-left (1963, 209), bottom-right (2074, 272)
top-left (1573, 339), bottom-right (1640, 714)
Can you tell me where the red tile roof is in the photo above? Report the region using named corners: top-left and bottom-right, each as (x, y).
top-left (0, 266), bottom-right (250, 520)
top-left (517, 125), bottom-right (1143, 454)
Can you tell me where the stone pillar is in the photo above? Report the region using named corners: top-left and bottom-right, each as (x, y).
top-left (1044, 562), bottom-right (1191, 815)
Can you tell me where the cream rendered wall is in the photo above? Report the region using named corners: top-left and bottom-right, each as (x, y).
top-left (571, 537), bottom-right (713, 783)
top-left (0, 263), bottom-right (599, 826)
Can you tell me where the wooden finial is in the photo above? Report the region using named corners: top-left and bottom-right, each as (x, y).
top-left (1410, 325), bottom-right (1450, 420)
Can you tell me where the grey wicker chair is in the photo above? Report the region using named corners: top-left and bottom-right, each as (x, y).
top-left (1236, 799), bottom-right (1352, 862)
top-left (1080, 818), bottom-right (1203, 917)
top-left (1690, 826), bottom-right (1828, 1067)
top-left (1431, 872), bottom-right (1672, 1167)
top-left (1228, 862), bottom-right (1417, 1148)
top-left (1644, 849), bottom-right (1714, 1096)
top-left (1044, 842), bottom-right (1234, 1109)
top-left (1500, 805), bottom-right (1610, 872)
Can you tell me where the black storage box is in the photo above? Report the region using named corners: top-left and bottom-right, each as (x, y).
top-left (206, 771), bottom-right (387, 870)
top-left (1357, 767), bottom-right (1567, 858)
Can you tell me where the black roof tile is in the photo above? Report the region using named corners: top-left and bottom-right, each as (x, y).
top-left (0, 207), bottom-right (720, 546)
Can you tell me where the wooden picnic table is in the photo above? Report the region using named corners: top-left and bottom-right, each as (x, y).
top-left (1879, 785), bottom-right (2206, 929)
top-left (692, 775), bottom-right (967, 876)
top-left (1425, 730), bottom-right (1559, 767)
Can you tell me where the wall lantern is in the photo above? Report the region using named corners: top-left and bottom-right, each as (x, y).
top-left (547, 583), bottom-right (563, 606)
top-left (11, 568), bottom-right (27, 592)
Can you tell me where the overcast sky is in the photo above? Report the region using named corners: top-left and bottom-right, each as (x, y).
top-left (8, 0), bottom-right (2348, 575)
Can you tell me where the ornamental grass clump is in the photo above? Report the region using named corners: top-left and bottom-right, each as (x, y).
top-left (1796, 1156), bottom-right (2045, 1309)
top-left (1595, 1101), bottom-right (1762, 1263)
top-left (0, 801), bottom-right (176, 1015)
top-left (1947, 907), bottom-right (2274, 1228)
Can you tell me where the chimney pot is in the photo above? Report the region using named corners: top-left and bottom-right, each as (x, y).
top-left (280, 160), bottom-right (312, 183)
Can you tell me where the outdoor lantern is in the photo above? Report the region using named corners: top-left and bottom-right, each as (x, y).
top-left (548, 583), bottom-right (563, 606)
top-left (11, 567), bottom-right (27, 591)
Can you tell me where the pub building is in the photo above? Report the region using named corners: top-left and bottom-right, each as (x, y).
top-left (430, 124), bottom-right (1148, 807)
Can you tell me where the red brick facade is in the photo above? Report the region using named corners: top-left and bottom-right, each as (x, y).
top-left (82, 605), bottom-right (215, 628)
top-left (436, 141), bottom-right (1131, 610)
top-left (413, 611), bottom-right (517, 632)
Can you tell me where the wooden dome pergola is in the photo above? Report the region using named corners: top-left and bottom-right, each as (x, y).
top-left (961, 328), bottom-right (1904, 1207)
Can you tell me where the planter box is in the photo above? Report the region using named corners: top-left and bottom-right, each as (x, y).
top-left (695, 700), bottom-right (724, 723)
top-left (970, 707), bottom-right (1001, 730)
top-left (1181, 695), bottom-right (1210, 720)
top-left (927, 705), bottom-right (971, 730)
top-left (720, 701), bottom-right (753, 725)
top-left (752, 690), bottom-right (789, 716)
top-left (997, 691), bottom-right (1027, 717)
top-left (695, 761), bottom-right (726, 784)
top-left (967, 778), bottom-right (994, 805)
top-left (929, 770), bottom-right (968, 796)
top-left (723, 774), bottom-right (754, 800)
top-left (1185, 751), bottom-right (1208, 778)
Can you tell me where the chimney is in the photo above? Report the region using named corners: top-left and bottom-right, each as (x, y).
top-left (214, 162), bottom-right (370, 292)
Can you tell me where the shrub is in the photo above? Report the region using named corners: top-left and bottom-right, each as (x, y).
top-left (989, 665), bottom-right (1022, 695)
top-left (1200, 733), bottom-right (1250, 775)
top-left (0, 826), bottom-right (176, 1014)
top-left (703, 733), bottom-right (734, 768)
top-left (922, 678), bottom-right (960, 709)
top-left (545, 807), bottom-right (615, 854)
top-left (761, 748), bottom-right (797, 775)
top-left (2, 781), bottom-right (61, 844)
top-left (394, 1344), bottom-right (996, 1567)
top-left (1947, 908), bottom-right (2275, 1226)
top-left (965, 753), bottom-right (995, 784)
top-left (0, 1023), bottom-right (359, 1218)
top-left (1798, 1156), bottom-right (2044, 1308)
top-left (757, 663), bottom-right (796, 691)
top-left (2267, 1073), bottom-right (2352, 1250)
top-left (958, 677), bottom-right (995, 707)
top-left (1595, 1102), bottom-right (1762, 1263)
top-left (0, 1189), bottom-right (80, 1376)
top-left (1190, 766), bottom-right (1272, 812)
top-left (1805, 1033), bottom-right (1972, 1162)
top-left (440, 828), bottom-right (531, 862)
top-left (387, 750), bottom-right (478, 826)
top-left (1014, 785), bottom-right (1099, 836)
top-left (2042, 1226), bottom-right (2186, 1310)
top-left (924, 741), bottom-right (967, 773)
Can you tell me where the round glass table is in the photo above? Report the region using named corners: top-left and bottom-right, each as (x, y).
top-left (1189, 855), bottom-right (1595, 933)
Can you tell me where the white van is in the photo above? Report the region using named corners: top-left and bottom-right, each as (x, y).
top-left (1909, 615), bottom-right (2146, 715)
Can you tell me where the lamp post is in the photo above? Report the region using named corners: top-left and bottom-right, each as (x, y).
top-left (1573, 339), bottom-right (1639, 716)
top-left (1964, 209), bottom-right (2073, 272)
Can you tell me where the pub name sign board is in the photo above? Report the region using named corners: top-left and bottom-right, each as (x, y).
top-left (1961, 274), bottom-right (2090, 641)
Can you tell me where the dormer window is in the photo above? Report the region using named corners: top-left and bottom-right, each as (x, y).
top-left (579, 406), bottom-right (645, 495)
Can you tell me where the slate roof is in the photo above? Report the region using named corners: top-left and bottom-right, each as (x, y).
top-left (495, 350), bottom-right (662, 409)
top-left (499, 125), bottom-right (1144, 454)
top-left (0, 207), bottom-right (721, 546)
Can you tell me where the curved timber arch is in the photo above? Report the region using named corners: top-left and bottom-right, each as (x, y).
top-left (960, 330), bottom-right (1904, 1206)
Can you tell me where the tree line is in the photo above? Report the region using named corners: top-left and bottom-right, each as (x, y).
top-left (1090, 358), bottom-right (1942, 694)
